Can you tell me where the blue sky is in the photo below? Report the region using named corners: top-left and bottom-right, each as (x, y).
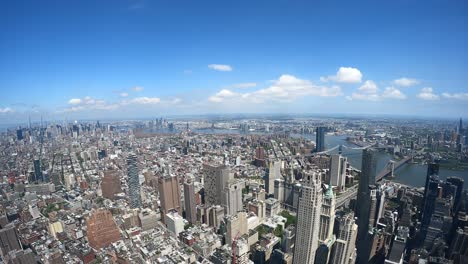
top-left (0, 0), bottom-right (467, 123)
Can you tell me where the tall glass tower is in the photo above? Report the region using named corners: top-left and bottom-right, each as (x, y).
top-left (127, 153), bottom-right (141, 208)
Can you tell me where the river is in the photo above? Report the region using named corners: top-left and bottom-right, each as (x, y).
top-left (148, 128), bottom-right (468, 189)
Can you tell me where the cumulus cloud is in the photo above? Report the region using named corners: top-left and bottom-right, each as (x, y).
top-left (442, 92), bottom-right (468, 100)
top-left (208, 64), bottom-right (233, 72)
top-left (394, 77), bottom-right (420, 87)
top-left (208, 89), bottom-right (239, 103)
top-left (417, 87), bottom-right (439, 100)
top-left (358, 80), bottom-right (378, 94)
top-left (64, 96), bottom-right (119, 112)
top-left (120, 92), bottom-right (129, 97)
top-left (347, 86), bottom-right (406, 101)
top-left (131, 86), bottom-right (144, 92)
top-left (382, 87), bottom-right (407, 99)
top-left (209, 74), bottom-right (342, 104)
top-left (0, 107), bottom-right (13, 113)
top-left (68, 98), bottom-right (82, 105)
top-left (321, 67), bottom-right (362, 83)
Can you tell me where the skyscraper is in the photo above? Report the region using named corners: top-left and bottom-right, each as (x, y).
top-left (86, 209), bottom-right (121, 249)
top-left (33, 159), bottom-right (42, 182)
top-left (101, 170), bottom-right (122, 200)
top-left (315, 127), bottom-right (326, 152)
top-left (293, 171), bottom-right (323, 264)
top-left (159, 174), bottom-right (181, 223)
top-left (329, 154), bottom-right (347, 192)
top-left (319, 186), bottom-right (336, 244)
top-left (224, 181), bottom-right (244, 215)
top-left (266, 160), bottom-right (281, 195)
top-left (459, 118), bottom-right (463, 134)
top-left (127, 153), bottom-right (141, 208)
top-left (184, 176), bottom-right (197, 224)
top-left (203, 164), bottom-right (231, 206)
top-left (355, 148), bottom-right (377, 264)
top-left (329, 213), bottom-right (358, 264)
top-left (446, 177), bottom-right (464, 214)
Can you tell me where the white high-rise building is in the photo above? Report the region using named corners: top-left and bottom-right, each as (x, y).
top-left (329, 155), bottom-right (347, 192)
top-left (224, 180), bottom-right (244, 215)
top-left (266, 161), bottom-right (282, 194)
top-left (329, 213), bottom-right (358, 264)
top-left (293, 171), bottom-right (323, 264)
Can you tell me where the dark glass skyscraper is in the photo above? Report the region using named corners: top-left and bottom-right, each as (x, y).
top-left (355, 148), bottom-right (377, 264)
top-left (127, 153), bottom-right (141, 208)
top-left (33, 159), bottom-right (42, 182)
top-left (315, 127), bottom-right (326, 153)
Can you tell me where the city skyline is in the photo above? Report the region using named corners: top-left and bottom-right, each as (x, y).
top-left (1, 0), bottom-right (468, 123)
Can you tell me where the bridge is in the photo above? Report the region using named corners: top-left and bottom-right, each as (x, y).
top-left (375, 156), bottom-right (412, 182)
top-left (335, 156), bottom-right (412, 207)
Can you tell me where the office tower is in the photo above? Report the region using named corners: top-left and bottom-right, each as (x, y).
top-left (459, 118), bottom-right (464, 134)
top-left (101, 170), bottom-right (122, 200)
top-left (375, 185), bottom-right (386, 224)
top-left (86, 209), bottom-right (121, 249)
top-left (225, 212), bottom-right (248, 246)
top-left (159, 174), bottom-right (181, 223)
top-left (224, 181), bottom-right (243, 215)
top-left (0, 224), bottom-right (22, 257)
top-left (293, 171), bottom-right (323, 264)
top-left (329, 213), bottom-right (358, 264)
top-left (315, 127), bottom-right (326, 152)
top-left (184, 176), bottom-right (197, 224)
top-left (356, 148), bottom-right (377, 219)
top-left (449, 227), bottom-right (468, 259)
top-left (203, 164), bottom-right (231, 206)
top-left (329, 154), bottom-right (347, 191)
top-left (16, 129), bottom-right (23, 141)
top-left (33, 159), bottom-right (42, 182)
top-left (127, 153), bottom-right (141, 208)
top-left (424, 163), bottom-right (440, 198)
top-left (282, 225), bottom-right (296, 254)
top-left (319, 186), bottom-right (336, 244)
top-left (274, 179), bottom-right (285, 203)
top-left (165, 211), bottom-right (185, 236)
top-left (368, 188), bottom-right (378, 228)
top-left (422, 176), bottom-right (440, 232)
top-left (266, 161), bottom-right (282, 195)
top-left (446, 177), bottom-right (464, 214)
top-left (355, 148), bottom-right (377, 264)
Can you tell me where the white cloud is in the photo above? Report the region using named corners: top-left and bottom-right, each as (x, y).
top-left (0, 107), bottom-right (13, 113)
top-left (229, 82), bottom-right (257, 89)
top-left (348, 86), bottom-right (406, 101)
top-left (358, 80), bottom-right (378, 94)
top-left (382, 87), bottom-right (407, 99)
top-left (68, 98), bottom-right (82, 105)
top-left (131, 86), bottom-right (144, 92)
top-left (128, 97), bottom-right (161, 104)
top-left (209, 74), bottom-right (342, 104)
top-left (417, 87), bottom-right (439, 100)
top-left (120, 92), bottom-right (129, 97)
top-left (394, 77), bottom-right (420, 87)
top-left (322, 67), bottom-right (363, 83)
top-left (208, 64), bottom-right (233, 72)
top-left (442, 92), bottom-right (468, 100)
top-left (208, 89), bottom-right (239, 103)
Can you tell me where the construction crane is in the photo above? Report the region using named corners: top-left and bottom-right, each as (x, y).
top-left (232, 232), bottom-right (241, 264)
